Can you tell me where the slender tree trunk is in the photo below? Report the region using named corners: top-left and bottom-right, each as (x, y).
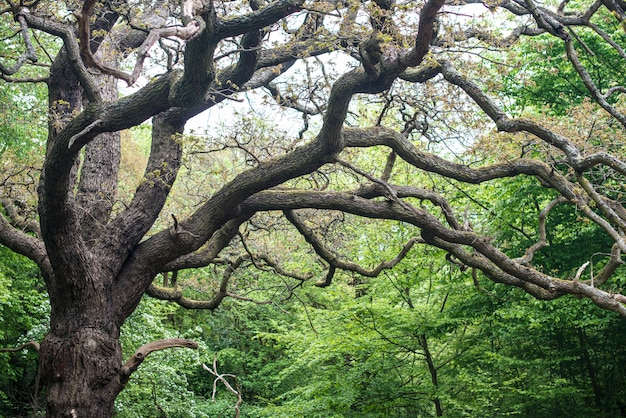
top-left (577, 327), bottom-right (602, 408)
top-left (418, 333), bottom-right (443, 416)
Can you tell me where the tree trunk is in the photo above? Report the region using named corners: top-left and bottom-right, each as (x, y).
top-left (37, 33), bottom-right (130, 417)
top-left (418, 333), bottom-right (443, 417)
top-left (38, 269), bottom-right (123, 417)
top-left (577, 327), bottom-right (602, 408)
top-left (40, 324), bottom-right (123, 417)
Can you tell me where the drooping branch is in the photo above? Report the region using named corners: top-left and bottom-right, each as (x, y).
top-left (432, 234), bottom-right (626, 315)
top-left (368, 184), bottom-right (464, 229)
top-left (242, 189), bottom-right (626, 317)
top-left (577, 152), bottom-right (626, 176)
top-left (284, 209), bottom-right (419, 286)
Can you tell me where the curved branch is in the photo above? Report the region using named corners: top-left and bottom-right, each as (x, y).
top-left (0, 13), bottom-right (37, 76)
top-left (515, 197), bottom-right (568, 265)
top-left (594, 244), bottom-right (623, 286)
top-left (215, 0), bottom-right (304, 39)
top-left (402, 0), bottom-right (446, 66)
top-left (342, 126), bottom-right (576, 199)
top-left (119, 338), bottom-right (198, 384)
top-left (578, 152), bottom-right (626, 176)
top-left (20, 10), bottom-right (100, 101)
top-left (563, 35), bottom-right (626, 129)
top-left (0, 212), bottom-right (51, 277)
top-left (438, 60), bottom-right (584, 164)
top-left (337, 157), bottom-right (468, 231)
top-left (577, 173), bottom-right (626, 232)
top-left (0, 339), bottom-right (40, 352)
top-left (146, 257), bottom-right (246, 310)
top-left (1, 199), bottom-right (40, 236)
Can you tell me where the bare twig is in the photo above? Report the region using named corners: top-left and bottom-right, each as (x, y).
top-left (203, 355), bottom-right (242, 418)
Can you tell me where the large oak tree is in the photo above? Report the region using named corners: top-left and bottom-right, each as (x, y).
top-left (2, 0), bottom-right (626, 415)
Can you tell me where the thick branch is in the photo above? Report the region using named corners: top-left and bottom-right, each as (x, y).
top-left (0, 212), bottom-right (51, 277)
top-left (98, 113), bottom-right (183, 274)
top-left (215, 0), bottom-right (304, 39)
top-left (402, 0), bottom-right (446, 66)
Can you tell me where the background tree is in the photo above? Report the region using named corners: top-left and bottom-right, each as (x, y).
top-left (3, 0), bottom-right (626, 416)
